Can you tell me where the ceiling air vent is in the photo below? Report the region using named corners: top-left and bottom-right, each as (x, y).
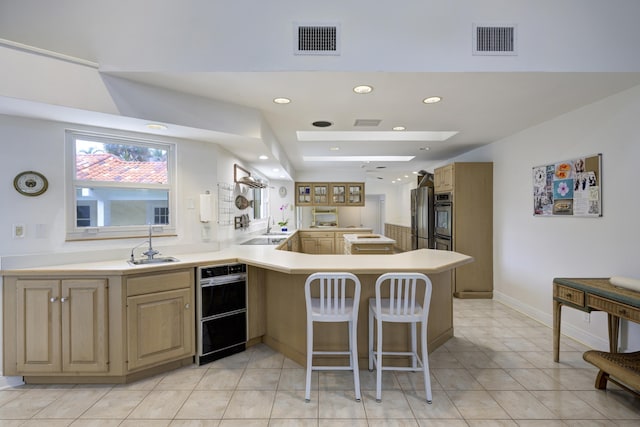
top-left (294, 23), bottom-right (340, 55)
top-left (473, 23), bottom-right (517, 56)
top-left (354, 119), bottom-right (381, 127)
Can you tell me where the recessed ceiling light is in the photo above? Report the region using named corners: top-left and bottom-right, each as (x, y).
top-left (419, 147), bottom-right (431, 151)
top-left (312, 120), bottom-right (333, 128)
top-left (412, 171), bottom-right (419, 174)
top-left (392, 126), bottom-right (406, 131)
top-left (353, 85), bottom-right (373, 94)
top-left (423, 96), bottom-right (442, 104)
top-left (146, 123), bottom-right (168, 130)
top-left (259, 155), bottom-right (268, 160)
top-left (273, 97), bottom-right (291, 104)
top-left (272, 168), bottom-right (280, 172)
top-left (404, 175), bottom-right (409, 178)
top-left (329, 146), bottom-right (340, 151)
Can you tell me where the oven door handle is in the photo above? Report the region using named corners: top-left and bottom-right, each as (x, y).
top-left (200, 275), bottom-right (246, 287)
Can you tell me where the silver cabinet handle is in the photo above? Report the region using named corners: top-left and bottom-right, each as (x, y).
top-left (185, 303), bottom-right (190, 309)
top-left (60, 297), bottom-right (68, 303)
top-left (50, 297), bottom-right (58, 303)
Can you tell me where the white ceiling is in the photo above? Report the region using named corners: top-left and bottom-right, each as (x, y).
top-left (2, 1), bottom-right (640, 183)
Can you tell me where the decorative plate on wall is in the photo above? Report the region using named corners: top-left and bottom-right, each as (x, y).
top-left (13, 171), bottom-right (48, 197)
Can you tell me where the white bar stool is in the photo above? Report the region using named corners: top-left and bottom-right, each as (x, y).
top-left (304, 272), bottom-right (362, 402)
top-left (368, 272), bottom-right (433, 403)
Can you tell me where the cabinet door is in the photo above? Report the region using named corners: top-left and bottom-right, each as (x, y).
top-left (317, 237), bottom-right (335, 254)
top-left (312, 184), bottom-right (330, 205)
top-left (347, 183), bottom-right (365, 206)
top-left (61, 279), bottom-right (108, 373)
top-left (435, 164), bottom-right (454, 192)
top-left (330, 183), bottom-right (347, 206)
top-left (301, 237), bottom-right (318, 254)
top-left (16, 279), bottom-right (61, 373)
top-left (127, 288), bottom-right (194, 371)
top-left (295, 183), bottom-right (313, 206)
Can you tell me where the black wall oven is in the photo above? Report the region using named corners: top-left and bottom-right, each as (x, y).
top-left (196, 263), bottom-right (247, 365)
top-left (434, 192), bottom-right (453, 250)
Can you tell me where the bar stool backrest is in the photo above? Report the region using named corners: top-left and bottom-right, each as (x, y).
top-left (375, 272), bottom-right (432, 320)
top-left (305, 272), bottom-right (361, 319)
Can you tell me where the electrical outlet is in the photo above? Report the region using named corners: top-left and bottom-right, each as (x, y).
top-left (13, 224), bottom-right (25, 239)
top-left (583, 312), bottom-right (590, 323)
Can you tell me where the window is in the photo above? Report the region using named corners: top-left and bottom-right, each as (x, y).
top-left (66, 131), bottom-right (176, 240)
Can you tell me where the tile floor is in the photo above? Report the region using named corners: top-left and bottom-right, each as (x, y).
top-left (1, 298), bottom-right (639, 426)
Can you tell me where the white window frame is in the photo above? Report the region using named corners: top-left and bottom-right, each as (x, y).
top-left (65, 130), bottom-right (177, 241)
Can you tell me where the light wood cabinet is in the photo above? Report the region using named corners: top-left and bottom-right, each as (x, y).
top-left (444, 162), bottom-right (493, 298)
top-left (299, 231), bottom-right (335, 254)
top-left (295, 182), bottom-right (365, 206)
top-left (125, 269), bottom-right (194, 372)
top-left (312, 206), bottom-right (338, 227)
top-left (434, 164), bottom-right (454, 193)
top-left (15, 278), bottom-right (108, 374)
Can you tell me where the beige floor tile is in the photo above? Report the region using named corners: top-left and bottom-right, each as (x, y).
top-left (317, 390), bottom-right (366, 419)
top-left (465, 421), bottom-right (518, 427)
top-left (223, 390), bottom-right (275, 419)
top-left (269, 419), bottom-right (317, 427)
top-left (530, 390), bottom-right (608, 419)
top-left (270, 390), bottom-right (318, 419)
top-left (205, 351), bottom-right (251, 369)
top-left (513, 421), bottom-right (567, 427)
top-left (34, 389), bottom-right (108, 419)
top-left (237, 368), bottom-right (281, 390)
top-left (69, 420), bottom-right (124, 427)
top-left (168, 421), bottom-right (220, 427)
top-left (113, 374), bottom-right (163, 390)
top-left (128, 390), bottom-right (191, 419)
top-left (416, 421), bottom-right (469, 427)
top-left (468, 368), bottom-right (524, 390)
top-left (174, 390), bottom-right (233, 419)
top-left (485, 351), bottom-right (536, 369)
top-left (0, 391), bottom-right (26, 407)
top-left (489, 390), bottom-right (557, 419)
top-left (155, 368), bottom-right (206, 390)
top-left (218, 421), bottom-right (268, 427)
top-left (195, 368), bottom-right (244, 390)
top-left (0, 393), bottom-right (60, 419)
top-left (395, 371), bottom-right (441, 392)
top-left (541, 368), bottom-right (601, 391)
top-left (562, 421), bottom-right (616, 426)
top-left (119, 421), bottom-right (171, 427)
top-left (319, 371), bottom-right (363, 391)
top-left (278, 367), bottom-right (317, 391)
top-left (405, 389), bottom-right (463, 419)
top-left (505, 368), bottom-right (564, 391)
top-left (362, 389), bottom-right (411, 419)
top-left (428, 351), bottom-right (464, 369)
top-left (452, 352), bottom-right (501, 369)
top-left (358, 369), bottom-right (402, 391)
top-left (367, 419), bottom-right (420, 426)
top-left (446, 390), bottom-right (511, 419)
top-left (80, 390), bottom-right (148, 419)
top-left (431, 369), bottom-right (483, 391)
top-left (572, 390), bottom-right (640, 420)
top-left (318, 420), bottom-right (368, 427)
top-left (20, 421), bottom-right (74, 427)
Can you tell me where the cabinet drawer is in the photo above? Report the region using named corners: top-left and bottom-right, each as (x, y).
top-left (299, 231), bottom-right (334, 238)
top-left (554, 284), bottom-right (585, 307)
top-left (127, 269), bottom-right (192, 296)
top-left (588, 295), bottom-right (640, 322)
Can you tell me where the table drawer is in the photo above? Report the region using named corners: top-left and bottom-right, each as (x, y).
top-left (554, 284), bottom-right (585, 307)
top-left (588, 295), bottom-right (640, 322)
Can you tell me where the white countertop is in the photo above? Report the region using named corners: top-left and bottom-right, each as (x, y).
top-left (1, 245), bottom-right (472, 276)
top-left (343, 233), bottom-right (396, 244)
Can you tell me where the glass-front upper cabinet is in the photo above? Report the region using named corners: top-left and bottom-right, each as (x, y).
top-left (295, 183), bottom-right (313, 206)
top-left (347, 183), bottom-right (365, 206)
top-left (330, 183), bottom-right (347, 206)
top-left (312, 183), bottom-right (329, 205)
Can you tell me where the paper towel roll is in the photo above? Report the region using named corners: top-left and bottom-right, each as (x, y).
top-left (199, 193), bottom-right (212, 223)
top-left (610, 276), bottom-right (640, 292)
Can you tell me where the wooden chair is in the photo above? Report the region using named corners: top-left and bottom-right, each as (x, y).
top-left (583, 350), bottom-right (640, 398)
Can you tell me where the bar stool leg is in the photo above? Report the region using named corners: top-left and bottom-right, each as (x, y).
top-left (376, 316), bottom-right (383, 402)
top-left (305, 321), bottom-right (313, 402)
top-left (350, 319), bottom-right (361, 401)
top-left (368, 305), bottom-right (374, 371)
top-left (422, 321), bottom-right (432, 403)
top-left (411, 322), bottom-right (417, 369)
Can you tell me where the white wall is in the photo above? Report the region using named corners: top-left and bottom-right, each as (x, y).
top-left (453, 84), bottom-right (640, 352)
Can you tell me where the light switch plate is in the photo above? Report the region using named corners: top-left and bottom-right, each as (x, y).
top-left (13, 223), bottom-right (25, 239)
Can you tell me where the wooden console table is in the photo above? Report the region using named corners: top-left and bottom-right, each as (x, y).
top-left (553, 277), bottom-right (640, 362)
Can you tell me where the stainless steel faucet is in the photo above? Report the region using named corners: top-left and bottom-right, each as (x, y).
top-left (266, 216), bottom-right (273, 234)
top-left (142, 224), bottom-right (159, 260)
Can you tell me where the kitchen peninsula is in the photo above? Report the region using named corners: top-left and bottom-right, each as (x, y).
top-left (2, 232), bottom-right (472, 383)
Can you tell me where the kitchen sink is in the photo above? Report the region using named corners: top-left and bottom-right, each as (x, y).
top-left (241, 237), bottom-right (287, 245)
top-left (128, 256), bottom-right (180, 265)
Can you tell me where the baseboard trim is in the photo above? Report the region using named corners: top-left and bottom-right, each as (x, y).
top-left (493, 290), bottom-right (609, 351)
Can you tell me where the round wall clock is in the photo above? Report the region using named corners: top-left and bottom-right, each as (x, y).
top-left (278, 186), bottom-right (287, 198)
top-left (13, 171), bottom-right (48, 196)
